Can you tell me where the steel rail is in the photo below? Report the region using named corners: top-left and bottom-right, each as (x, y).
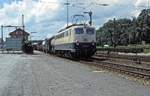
top-left (79, 58), bottom-right (150, 80)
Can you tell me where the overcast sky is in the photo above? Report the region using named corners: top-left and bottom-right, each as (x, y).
top-left (0, 0), bottom-right (149, 40)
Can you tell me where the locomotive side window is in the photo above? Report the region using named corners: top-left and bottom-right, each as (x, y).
top-left (66, 31), bottom-right (68, 36)
top-left (64, 31), bottom-right (68, 37)
top-left (86, 28), bottom-right (94, 34)
top-left (60, 33), bottom-right (64, 38)
top-left (75, 28), bottom-right (84, 34)
top-left (55, 32), bottom-right (64, 39)
top-left (69, 29), bottom-right (71, 35)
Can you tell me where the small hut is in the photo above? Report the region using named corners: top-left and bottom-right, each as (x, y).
top-left (9, 28), bottom-right (29, 40)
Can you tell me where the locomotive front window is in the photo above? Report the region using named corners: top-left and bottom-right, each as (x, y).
top-left (86, 28), bottom-right (95, 34)
top-left (75, 28), bottom-right (84, 34)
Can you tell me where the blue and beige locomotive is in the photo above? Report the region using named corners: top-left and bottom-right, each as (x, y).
top-left (50, 24), bottom-right (96, 58)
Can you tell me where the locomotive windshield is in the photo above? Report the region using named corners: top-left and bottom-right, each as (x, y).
top-left (86, 28), bottom-right (95, 34)
top-left (75, 28), bottom-right (84, 34)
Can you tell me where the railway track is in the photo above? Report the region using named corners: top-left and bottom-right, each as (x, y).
top-left (95, 52), bottom-right (150, 62)
top-left (45, 51), bottom-right (150, 80)
top-left (79, 57), bottom-right (150, 80)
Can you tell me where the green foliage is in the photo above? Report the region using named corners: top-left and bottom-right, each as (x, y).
top-left (97, 9), bottom-right (150, 47)
top-left (144, 49), bottom-right (150, 53)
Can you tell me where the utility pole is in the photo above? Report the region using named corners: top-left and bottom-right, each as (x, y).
top-left (22, 14), bottom-right (25, 38)
top-left (113, 18), bottom-right (117, 47)
top-left (66, 0), bottom-right (69, 26)
top-left (22, 14), bottom-right (25, 32)
top-left (147, 0), bottom-right (150, 18)
top-left (1, 25), bottom-right (3, 48)
top-left (22, 14), bottom-right (25, 43)
top-left (83, 4), bottom-right (108, 26)
top-left (148, 0), bottom-right (150, 9)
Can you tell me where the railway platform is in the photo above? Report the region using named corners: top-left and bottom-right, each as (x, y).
top-left (0, 51), bottom-right (150, 96)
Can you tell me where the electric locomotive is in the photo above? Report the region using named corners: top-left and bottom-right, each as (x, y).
top-left (51, 24), bottom-right (96, 58)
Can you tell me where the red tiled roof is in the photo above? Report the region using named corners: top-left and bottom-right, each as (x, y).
top-left (9, 28), bottom-right (29, 36)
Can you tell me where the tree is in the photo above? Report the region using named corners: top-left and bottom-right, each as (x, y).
top-left (96, 9), bottom-right (150, 45)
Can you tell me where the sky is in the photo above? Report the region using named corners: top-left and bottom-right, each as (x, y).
top-left (0, 0), bottom-right (149, 40)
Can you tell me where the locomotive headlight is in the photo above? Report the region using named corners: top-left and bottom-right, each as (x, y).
top-left (76, 40), bottom-right (80, 46)
top-left (92, 42), bottom-right (95, 46)
top-left (92, 40), bottom-right (95, 46)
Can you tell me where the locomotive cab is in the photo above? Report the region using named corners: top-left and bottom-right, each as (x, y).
top-left (73, 26), bottom-right (96, 57)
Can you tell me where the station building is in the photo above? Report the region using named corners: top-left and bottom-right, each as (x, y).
top-left (4, 28), bottom-right (30, 50)
top-left (9, 28), bottom-right (29, 40)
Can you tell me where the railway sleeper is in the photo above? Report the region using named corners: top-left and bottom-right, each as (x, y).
top-left (86, 60), bottom-right (150, 80)
top-left (111, 67), bottom-right (150, 79)
top-left (101, 61), bottom-right (150, 74)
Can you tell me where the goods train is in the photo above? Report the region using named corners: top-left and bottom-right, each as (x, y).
top-left (35, 24), bottom-right (96, 58)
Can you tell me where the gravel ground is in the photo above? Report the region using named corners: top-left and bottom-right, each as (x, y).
top-left (0, 51), bottom-right (150, 96)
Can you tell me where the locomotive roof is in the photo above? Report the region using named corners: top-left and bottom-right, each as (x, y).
top-left (44, 36), bottom-right (54, 41)
top-left (58, 24), bottom-right (89, 33)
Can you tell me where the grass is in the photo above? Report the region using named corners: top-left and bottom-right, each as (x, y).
top-left (97, 44), bottom-right (150, 53)
top-left (97, 44), bottom-right (150, 49)
top-left (144, 49), bottom-right (150, 53)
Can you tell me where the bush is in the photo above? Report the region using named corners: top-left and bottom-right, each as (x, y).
top-left (97, 47), bottom-right (144, 53)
